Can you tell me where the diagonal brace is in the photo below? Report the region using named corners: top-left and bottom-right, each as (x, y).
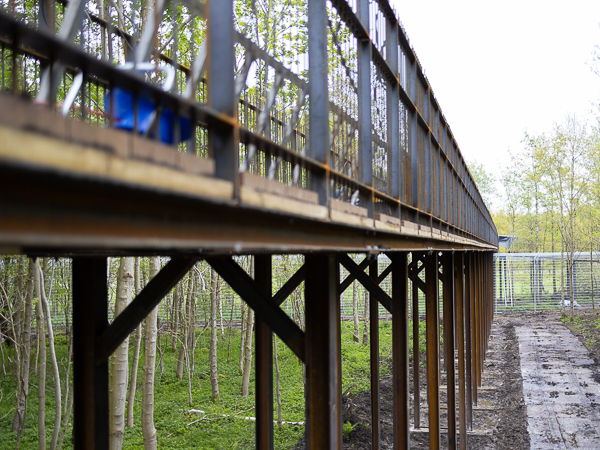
top-left (206, 256), bottom-right (305, 362)
top-left (337, 254), bottom-right (392, 313)
top-left (96, 256), bottom-right (198, 363)
top-left (339, 256), bottom-right (372, 294)
top-left (273, 263), bottom-right (306, 306)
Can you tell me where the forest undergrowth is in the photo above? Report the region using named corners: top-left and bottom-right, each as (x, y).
top-left (0, 320), bottom-right (422, 449)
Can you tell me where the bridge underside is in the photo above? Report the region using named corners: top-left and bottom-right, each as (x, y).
top-left (0, 94), bottom-right (494, 256)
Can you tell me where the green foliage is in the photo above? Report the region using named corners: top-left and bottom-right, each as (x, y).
top-left (342, 420), bottom-right (357, 439)
top-left (1, 317), bottom-right (420, 449)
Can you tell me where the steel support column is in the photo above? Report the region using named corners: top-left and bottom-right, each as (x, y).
top-left (443, 252), bottom-right (456, 449)
top-left (425, 252), bottom-right (440, 449)
top-left (255, 255), bottom-right (273, 450)
top-left (72, 257), bottom-right (108, 450)
top-left (390, 252), bottom-right (410, 448)
top-left (455, 253), bottom-right (467, 449)
top-left (412, 254), bottom-right (421, 429)
top-left (369, 256), bottom-right (380, 449)
top-left (305, 254), bottom-right (341, 448)
top-left (464, 253), bottom-right (473, 429)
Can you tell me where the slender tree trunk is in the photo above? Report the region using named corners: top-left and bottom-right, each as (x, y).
top-left (39, 261), bottom-right (61, 450)
top-left (238, 301), bottom-right (247, 374)
top-left (274, 334), bottom-right (283, 431)
top-left (13, 258), bottom-right (35, 447)
top-left (142, 257), bottom-right (159, 450)
top-left (218, 277), bottom-right (225, 340)
top-left (241, 306), bottom-right (254, 396)
top-left (209, 268), bottom-right (219, 401)
top-left (127, 257), bottom-right (142, 428)
top-left (109, 257), bottom-right (133, 450)
top-left (352, 279), bottom-right (360, 342)
top-left (171, 283), bottom-right (181, 353)
top-left (36, 261), bottom-right (46, 450)
top-left (362, 291), bottom-right (369, 345)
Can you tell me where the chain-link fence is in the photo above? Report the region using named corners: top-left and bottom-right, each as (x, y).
top-left (494, 252), bottom-right (600, 312)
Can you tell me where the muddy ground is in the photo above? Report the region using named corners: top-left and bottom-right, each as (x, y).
top-left (295, 310), bottom-right (600, 449)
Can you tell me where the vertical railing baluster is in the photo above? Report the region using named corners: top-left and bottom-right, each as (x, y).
top-left (386, 12), bottom-right (400, 218)
top-left (308, 0), bottom-right (329, 207)
top-left (357, 0), bottom-right (373, 217)
top-left (207, 0), bottom-right (238, 190)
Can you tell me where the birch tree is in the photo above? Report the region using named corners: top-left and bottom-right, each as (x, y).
top-left (109, 257), bottom-right (133, 449)
top-left (142, 257), bottom-right (160, 450)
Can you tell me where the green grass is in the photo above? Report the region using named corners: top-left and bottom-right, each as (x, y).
top-left (0, 320), bottom-right (427, 449)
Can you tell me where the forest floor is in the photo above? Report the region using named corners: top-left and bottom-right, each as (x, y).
top-left (336, 310), bottom-right (600, 450)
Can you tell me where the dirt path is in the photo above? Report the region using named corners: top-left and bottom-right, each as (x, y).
top-left (515, 315), bottom-right (600, 449)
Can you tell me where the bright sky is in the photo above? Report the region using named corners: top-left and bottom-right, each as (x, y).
top-left (390, 0), bottom-right (600, 207)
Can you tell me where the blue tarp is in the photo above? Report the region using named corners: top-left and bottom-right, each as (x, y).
top-left (105, 87), bottom-right (191, 145)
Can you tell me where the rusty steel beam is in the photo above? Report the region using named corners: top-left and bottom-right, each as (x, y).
top-left (305, 254), bottom-right (342, 448)
top-left (425, 252), bottom-right (440, 449)
top-left (339, 257), bottom-right (372, 294)
top-left (72, 257), bottom-right (108, 450)
top-left (205, 256), bottom-right (305, 362)
top-left (390, 252), bottom-right (410, 448)
top-left (337, 253), bottom-right (392, 313)
top-left (255, 255), bottom-right (274, 450)
top-left (272, 263), bottom-right (306, 305)
top-left (96, 257), bottom-right (197, 362)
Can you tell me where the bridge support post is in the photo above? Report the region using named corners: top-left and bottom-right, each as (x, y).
top-left (369, 256), bottom-right (380, 449)
top-left (455, 253), bottom-right (467, 449)
top-left (412, 253), bottom-right (422, 429)
top-left (443, 252), bottom-right (457, 449)
top-left (390, 252), bottom-right (409, 448)
top-left (305, 254), bottom-right (341, 449)
top-left (464, 253), bottom-right (473, 430)
top-left (72, 257), bottom-right (108, 450)
top-left (425, 252), bottom-right (440, 449)
top-left (255, 255), bottom-right (273, 450)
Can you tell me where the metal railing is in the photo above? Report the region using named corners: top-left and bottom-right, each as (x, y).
top-left (0, 0), bottom-right (497, 247)
top-left (494, 252), bottom-right (600, 311)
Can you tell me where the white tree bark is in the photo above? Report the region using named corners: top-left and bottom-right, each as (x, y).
top-left (109, 257), bottom-right (133, 450)
top-left (241, 307), bottom-right (254, 396)
top-left (352, 279), bottom-right (360, 342)
top-left (209, 268), bottom-right (219, 401)
top-left (35, 261), bottom-right (46, 450)
top-left (142, 257), bottom-right (160, 450)
top-left (13, 258), bottom-right (35, 448)
top-left (39, 261), bottom-right (61, 450)
top-left (126, 257), bottom-right (142, 428)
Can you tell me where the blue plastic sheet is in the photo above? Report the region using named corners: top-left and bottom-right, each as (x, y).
top-left (105, 87), bottom-right (191, 145)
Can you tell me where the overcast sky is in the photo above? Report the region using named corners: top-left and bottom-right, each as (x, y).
top-left (390, 0), bottom-right (600, 203)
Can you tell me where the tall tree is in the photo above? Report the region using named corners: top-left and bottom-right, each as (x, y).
top-left (142, 257), bottom-right (160, 450)
top-left (109, 257), bottom-right (134, 449)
